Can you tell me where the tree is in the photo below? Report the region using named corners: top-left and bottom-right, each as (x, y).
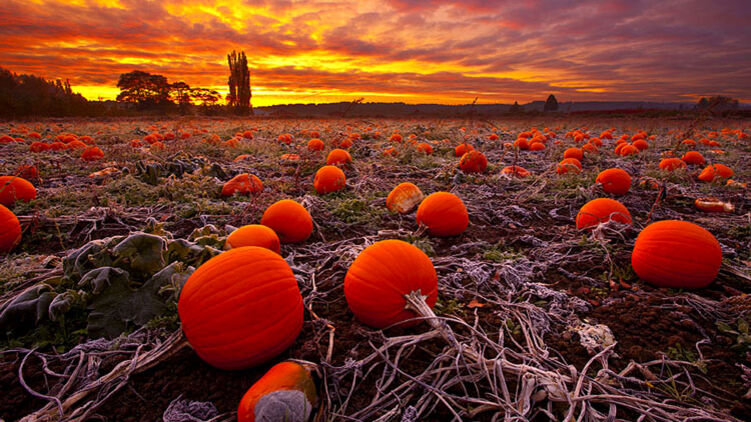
top-left (227, 50), bottom-right (252, 114)
top-left (509, 101), bottom-right (522, 113)
top-left (544, 94), bottom-right (559, 112)
top-left (696, 96), bottom-right (738, 113)
top-left (170, 81), bottom-right (192, 106)
top-left (116, 70), bottom-right (170, 106)
top-left (189, 88), bottom-right (221, 107)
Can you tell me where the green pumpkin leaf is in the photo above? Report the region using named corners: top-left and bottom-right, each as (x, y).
top-left (112, 232), bottom-right (167, 275)
top-left (0, 284), bottom-right (56, 331)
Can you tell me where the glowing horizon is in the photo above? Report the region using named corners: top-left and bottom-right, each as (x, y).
top-left (2, 0), bottom-right (750, 106)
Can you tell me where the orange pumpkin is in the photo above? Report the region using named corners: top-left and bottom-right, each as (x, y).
top-left (681, 151), bottom-right (705, 165)
top-left (596, 168), bottom-right (631, 195)
top-left (694, 197), bottom-right (734, 213)
top-left (459, 150), bottom-right (487, 174)
top-left (227, 225), bottom-right (281, 254)
top-left (326, 149), bottom-right (352, 166)
top-left (563, 148), bottom-right (583, 161)
top-left (631, 220), bottom-right (721, 289)
top-left (313, 165), bottom-right (346, 194)
top-left (81, 146), bottom-right (104, 161)
top-left (659, 158), bottom-right (687, 171)
top-left (416, 192), bottom-right (468, 236)
top-left (0, 204), bottom-right (21, 253)
top-left (344, 239), bottom-right (438, 328)
top-left (529, 142), bottom-right (546, 151)
top-left (576, 198), bottom-right (632, 230)
top-left (698, 164), bottom-right (734, 182)
top-left (556, 158), bottom-right (582, 174)
top-left (222, 174), bottom-right (263, 197)
top-left (307, 138), bottom-right (324, 151)
top-left (386, 182), bottom-right (424, 214)
top-left (632, 139), bottom-right (649, 151)
top-left (16, 165), bottom-right (38, 180)
top-left (178, 247), bottom-right (303, 369)
top-left (49, 142), bottom-right (66, 151)
top-left (501, 165), bottom-right (531, 178)
top-left (30, 142), bottom-right (50, 153)
top-left (454, 143), bottom-right (474, 157)
top-left (619, 144), bottom-right (639, 156)
top-left (416, 143), bottom-right (433, 154)
top-left (261, 200), bottom-right (313, 243)
top-left (0, 176), bottom-right (36, 206)
top-left (238, 361), bottom-right (317, 422)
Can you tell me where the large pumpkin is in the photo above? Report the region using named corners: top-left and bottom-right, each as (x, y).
top-left (0, 176), bottom-right (37, 206)
top-left (681, 151), bottom-right (705, 165)
top-left (313, 165), bottom-right (346, 194)
top-left (454, 143), bottom-right (474, 157)
top-left (307, 138), bottom-right (324, 151)
top-left (81, 146), bottom-right (104, 161)
top-left (631, 220), bottom-right (721, 289)
top-left (563, 148), bottom-right (583, 161)
top-left (698, 164), bottom-right (734, 182)
top-left (178, 247), bottom-right (303, 370)
top-left (0, 204), bottom-right (21, 253)
top-left (458, 151), bottom-right (488, 174)
top-left (261, 200), bottom-right (313, 243)
top-left (344, 239), bottom-right (438, 329)
top-left (416, 192), bottom-right (468, 236)
top-left (222, 173), bottom-right (263, 197)
top-left (576, 198), bottom-right (632, 230)
top-left (386, 182), bottom-right (424, 214)
top-left (227, 225), bottom-right (281, 254)
top-left (595, 168), bottom-right (631, 195)
top-left (238, 361), bottom-right (317, 422)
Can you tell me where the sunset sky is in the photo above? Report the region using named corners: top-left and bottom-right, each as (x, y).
top-left (1, 0), bottom-right (749, 106)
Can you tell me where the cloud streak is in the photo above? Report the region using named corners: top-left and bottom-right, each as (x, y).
top-left (1, 0), bottom-right (749, 105)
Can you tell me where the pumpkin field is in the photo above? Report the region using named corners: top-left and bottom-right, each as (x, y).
top-left (1, 116), bottom-right (750, 421)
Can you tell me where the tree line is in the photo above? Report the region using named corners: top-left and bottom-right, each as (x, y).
top-left (0, 67), bottom-right (94, 117)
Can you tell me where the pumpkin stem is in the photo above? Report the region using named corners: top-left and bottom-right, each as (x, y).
top-left (403, 290), bottom-right (447, 336)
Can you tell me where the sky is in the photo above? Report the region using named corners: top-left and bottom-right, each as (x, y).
top-left (1, 0), bottom-right (750, 106)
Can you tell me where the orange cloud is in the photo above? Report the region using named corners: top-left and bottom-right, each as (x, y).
top-left (1, 0), bottom-right (750, 105)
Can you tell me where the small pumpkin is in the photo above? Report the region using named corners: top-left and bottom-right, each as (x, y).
top-left (178, 247), bottom-right (304, 369)
top-left (596, 168), bottom-right (631, 195)
top-left (681, 151), bottom-right (705, 165)
top-left (238, 361), bottom-right (317, 422)
top-left (631, 220), bottom-right (721, 289)
top-left (501, 165), bottom-right (531, 178)
top-left (698, 164), bottom-right (734, 182)
top-left (454, 143), bottom-right (474, 157)
top-left (556, 158), bottom-right (582, 174)
top-left (416, 143), bottom-right (433, 154)
top-left (458, 150), bottom-right (487, 174)
top-left (313, 165), bottom-right (346, 194)
top-left (632, 139), bottom-right (649, 151)
top-left (576, 198), bottom-right (632, 230)
top-left (619, 144), bottom-right (639, 156)
top-left (563, 148), bottom-right (583, 161)
top-left (416, 192), bottom-right (468, 236)
top-left (0, 176), bottom-right (37, 206)
top-left (0, 204), bottom-right (21, 253)
top-left (326, 149), bottom-right (352, 166)
top-left (694, 197), bottom-right (734, 213)
top-left (222, 173), bottom-right (263, 197)
top-left (307, 138), bottom-right (324, 151)
top-left (16, 165), bottom-right (38, 180)
top-left (261, 200), bottom-right (313, 243)
top-left (81, 146), bottom-right (104, 161)
top-left (658, 158), bottom-right (686, 171)
top-left (386, 182), bottom-right (424, 214)
top-left (344, 239), bottom-right (438, 328)
top-left (227, 225), bottom-right (281, 254)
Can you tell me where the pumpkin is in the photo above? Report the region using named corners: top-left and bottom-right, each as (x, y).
top-left (326, 149), bottom-right (352, 166)
top-left (631, 220), bottom-right (721, 289)
top-left (563, 148), bottom-right (583, 161)
top-left (596, 168), bottom-right (631, 195)
top-left (556, 158), bottom-right (582, 174)
top-left (454, 143), bottom-right (474, 157)
top-left (386, 182), bottom-right (424, 214)
top-left (238, 361), bottom-right (317, 422)
top-left (49, 142), bottom-right (66, 151)
top-left (30, 142), bottom-right (50, 153)
top-left (277, 134), bottom-right (293, 144)
top-left (416, 192), bottom-right (468, 236)
top-left (66, 140), bottom-right (87, 150)
top-left (16, 165), bottom-right (38, 180)
top-left (307, 138), bottom-right (324, 151)
top-left (529, 142), bottom-right (546, 151)
top-left (344, 239), bottom-right (438, 328)
top-left (261, 200), bottom-right (313, 243)
top-left (313, 165), bottom-right (346, 194)
top-left (632, 139), bottom-right (649, 151)
top-left (681, 151), bottom-right (705, 165)
top-left (581, 143), bottom-right (597, 154)
top-left (416, 143), bottom-right (433, 154)
top-left (501, 165), bottom-right (531, 178)
top-left (659, 158), bottom-right (686, 171)
top-left (227, 225), bottom-right (281, 254)
top-left (513, 138), bottom-right (530, 150)
top-left (698, 164), bottom-right (734, 182)
top-left (619, 144), bottom-right (639, 156)
top-left (576, 198), bottom-right (632, 230)
top-left (0, 204), bottom-right (21, 253)
top-left (81, 146), bottom-right (104, 161)
top-left (459, 150), bottom-right (487, 174)
top-left (178, 247), bottom-right (303, 369)
top-left (222, 174), bottom-right (263, 197)
top-left (0, 176), bottom-right (36, 206)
